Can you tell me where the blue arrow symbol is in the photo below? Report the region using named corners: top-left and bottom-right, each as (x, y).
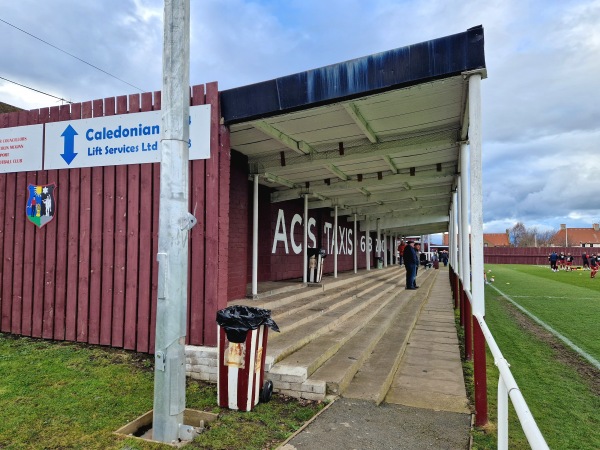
top-left (60, 125), bottom-right (78, 165)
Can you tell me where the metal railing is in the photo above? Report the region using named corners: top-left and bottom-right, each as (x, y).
top-left (465, 289), bottom-right (549, 450)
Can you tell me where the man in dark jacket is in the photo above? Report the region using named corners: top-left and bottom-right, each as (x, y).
top-left (403, 241), bottom-right (419, 289)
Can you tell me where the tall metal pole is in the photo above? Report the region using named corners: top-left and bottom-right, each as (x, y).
top-left (153, 0), bottom-right (194, 443)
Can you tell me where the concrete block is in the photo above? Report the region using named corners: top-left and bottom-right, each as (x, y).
top-left (199, 357), bottom-right (218, 367)
top-left (303, 380), bottom-right (326, 394)
top-left (280, 374), bottom-right (306, 384)
top-left (273, 381), bottom-right (291, 390)
top-left (301, 391), bottom-right (325, 401)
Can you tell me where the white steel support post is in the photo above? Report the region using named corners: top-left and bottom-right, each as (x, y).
top-left (366, 219), bottom-right (370, 271)
top-left (153, 0), bottom-right (194, 443)
top-left (376, 219), bottom-right (381, 258)
top-left (469, 73), bottom-right (484, 316)
top-left (334, 205), bottom-right (338, 278)
top-left (252, 175), bottom-right (259, 297)
top-left (460, 143), bottom-right (471, 293)
top-left (456, 178), bottom-right (463, 282)
top-left (452, 192), bottom-right (459, 270)
top-left (468, 72), bottom-right (488, 427)
top-left (303, 194), bottom-right (308, 283)
top-left (353, 214), bottom-right (357, 273)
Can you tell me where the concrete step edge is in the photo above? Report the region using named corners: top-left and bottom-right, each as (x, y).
top-left (341, 271), bottom-right (438, 404)
top-left (308, 291), bottom-right (416, 396)
top-left (267, 281), bottom-right (402, 370)
top-left (269, 274), bottom-right (402, 337)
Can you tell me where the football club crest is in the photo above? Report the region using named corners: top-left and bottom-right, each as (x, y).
top-left (26, 183), bottom-right (56, 228)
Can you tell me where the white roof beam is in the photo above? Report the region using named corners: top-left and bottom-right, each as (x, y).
top-left (252, 120), bottom-right (314, 155)
top-left (343, 102), bottom-right (379, 143)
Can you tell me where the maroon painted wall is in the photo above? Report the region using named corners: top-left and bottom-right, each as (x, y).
top-left (0, 83), bottom-right (229, 350)
top-left (227, 150), bottom-right (250, 299)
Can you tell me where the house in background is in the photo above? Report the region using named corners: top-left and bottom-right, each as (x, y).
top-left (551, 223), bottom-right (600, 248)
top-left (442, 231), bottom-right (510, 247)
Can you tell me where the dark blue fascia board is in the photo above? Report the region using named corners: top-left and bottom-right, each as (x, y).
top-left (220, 25), bottom-right (486, 125)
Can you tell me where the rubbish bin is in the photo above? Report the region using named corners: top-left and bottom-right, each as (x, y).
top-left (376, 257), bottom-right (383, 269)
top-left (216, 306), bottom-right (279, 411)
top-left (307, 248), bottom-right (327, 283)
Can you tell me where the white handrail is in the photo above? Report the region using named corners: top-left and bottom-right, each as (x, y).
top-left (464, 289), bottom-right (549, 450)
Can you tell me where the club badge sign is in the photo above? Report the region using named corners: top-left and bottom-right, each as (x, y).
top-left (26, 183), bottom-right (56, 228)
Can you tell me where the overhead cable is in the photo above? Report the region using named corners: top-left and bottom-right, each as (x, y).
top-left (0, 17), bottom-right (144, 92)
top-left (0, 75), bottom-right (72, 104)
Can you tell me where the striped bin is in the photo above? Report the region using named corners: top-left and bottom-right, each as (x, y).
top-left (217, 323), bottom-right (271, 411)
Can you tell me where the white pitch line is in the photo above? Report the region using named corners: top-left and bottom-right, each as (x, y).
top-left (510, 295), bottom-right (598, 301)
top-left (488, 283), bottom-right (600, 371)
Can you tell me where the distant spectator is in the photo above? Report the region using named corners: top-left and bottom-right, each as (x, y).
top-left (549, 251), bottom-right (558, 272)
top-left (397, 240), bottom-right (406, 266)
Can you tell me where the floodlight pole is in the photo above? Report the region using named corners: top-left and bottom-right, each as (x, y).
top-left (153, 0), bottom-right (195, 443)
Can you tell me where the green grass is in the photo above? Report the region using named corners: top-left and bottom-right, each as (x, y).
top-left (470, 264), bottom-right (600, 450)
top-left (0, 335), bottom-right (324, 449)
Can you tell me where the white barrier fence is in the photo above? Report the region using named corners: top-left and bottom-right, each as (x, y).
top-left (465, 290), bottom-right (550, 450)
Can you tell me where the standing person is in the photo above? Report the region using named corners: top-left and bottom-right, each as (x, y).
top-left (414, 242), bottom-right (421, 279)
top-left (559, 252), bottom-right (566, 270)
top-left (403, 240), bottom-right (418, 289)
top-left (565, 253), bottom-right (574, 271)
top-left (590, 254), bottom-right (599, 279)
top-left (549, 251), bottom-right (558, 272)
top-left (397, 240), bottom-right (406, 266)
top-left (582, 252), bottom-right (590, 270)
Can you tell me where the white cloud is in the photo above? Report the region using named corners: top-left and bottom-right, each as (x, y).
top-left (1, 0), bottom-right (599, 233)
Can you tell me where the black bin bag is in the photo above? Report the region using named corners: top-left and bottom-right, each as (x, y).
top-left (216, 305), bottom-right (280, 343)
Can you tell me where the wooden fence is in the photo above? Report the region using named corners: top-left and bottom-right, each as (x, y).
top-left (0, 83), bottom-right (229, 352)
top-left (484, 246), bottom-right (593, 265)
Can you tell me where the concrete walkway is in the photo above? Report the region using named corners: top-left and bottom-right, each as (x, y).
top-left (280, 269), bottom-right (472, 449)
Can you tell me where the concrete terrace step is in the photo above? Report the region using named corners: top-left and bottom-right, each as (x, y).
top-left (265, 278), bottom-right (400, 370)
top-left (269, 277), bottom-right (409, 383)
top-left (341, 269), bottom-right (438, 404)
top-left (268, 272), bottom-right (402, 338)
top-left (232, 266), bottom-right (400, 311)
top-left (307, 289), bottom-right (417, 396)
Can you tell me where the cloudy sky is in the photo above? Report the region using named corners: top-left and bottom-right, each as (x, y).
top-left (1, 0), bottom-right (599, 234)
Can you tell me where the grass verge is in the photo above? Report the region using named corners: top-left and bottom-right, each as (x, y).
top-left (469, 264), bottom-right (600, 450)
top-left (0, 334), bottom-right (324, 449)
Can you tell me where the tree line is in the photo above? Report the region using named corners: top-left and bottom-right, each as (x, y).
top-left (508, 222), bottom-right (556, 247)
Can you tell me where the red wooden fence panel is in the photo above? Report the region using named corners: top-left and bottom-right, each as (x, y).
top-left (188, 84), bottom-right (206, 346)
top-left (0, 84), bottom-right (227, 353)
top-left (203, 82), bottom-right (220, 347)
top-left (136, 91), bottom-right (155, 354)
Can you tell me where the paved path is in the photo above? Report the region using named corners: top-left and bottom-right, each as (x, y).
top-left (281, 269), bottom-right (472, 449)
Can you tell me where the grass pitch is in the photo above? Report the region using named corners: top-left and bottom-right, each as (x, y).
top-left (470, 264), bottom-right (600, 450)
